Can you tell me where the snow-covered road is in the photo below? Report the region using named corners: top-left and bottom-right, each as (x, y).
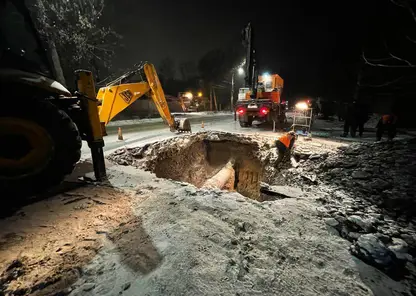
top-left (82, 113), bottom-right (413, 159)
top-left (81, 113), bottom-right (234, 158)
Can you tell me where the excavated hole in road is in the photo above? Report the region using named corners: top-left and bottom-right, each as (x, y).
top-left (152, 139), bottom-right (265, 200)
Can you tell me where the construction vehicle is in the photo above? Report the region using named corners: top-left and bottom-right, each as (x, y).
top-left (178, 92), bottom-right (194, 112)
top-left (0, 0), bottom-right (190, 197)
top-left (235, 23), bottom-right (286, 128)
top-left (178, 91), bottom-right (203, 112)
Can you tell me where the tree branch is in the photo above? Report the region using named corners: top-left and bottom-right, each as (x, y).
top-left (362, 52), bottom-right (416, 68)
top-left (388, 52), bottom-right (413, 66)
top-left (404, 1), bottom-right (416, 24)
top-left (390, 0), bottom-right (416, 24)
top-left (406, 35), bottom-right (416, 43)
top-left (390, 0), bottom-right (405, 8)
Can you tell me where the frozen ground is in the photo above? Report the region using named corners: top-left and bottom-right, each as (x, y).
top-left (69, 166), bottom-right (410, 296)
top-left (1, 163), bottom-right (412, 296)
top-left (1, 118), bottom-right (415, 296)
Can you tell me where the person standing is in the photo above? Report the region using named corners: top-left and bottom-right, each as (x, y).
top-left (352, 102), bottom-right (368, 138)
top-left (341, 101), bottom-right (368, 138)
top-left (341, 102), bottom-right (357, 137)
top-left (376, 113), bottom-right (397, 141)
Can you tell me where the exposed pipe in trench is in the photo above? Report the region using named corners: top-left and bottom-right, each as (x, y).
top-left (202, 159), bottom-right (235, 189)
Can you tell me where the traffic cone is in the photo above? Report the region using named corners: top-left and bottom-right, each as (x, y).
top-left (118, 127), bottom-right (123, 140)
top-left (201, 121), bottom-right (205, 129)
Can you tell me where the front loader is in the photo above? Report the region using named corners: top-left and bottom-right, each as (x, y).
top-left (0, 0), bottom-right (190, 197)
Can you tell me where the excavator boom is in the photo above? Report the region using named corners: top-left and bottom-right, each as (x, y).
top-left (144, 63), bottom-right (177, 132)
top-left (96, 63), bottom-right (191, 132)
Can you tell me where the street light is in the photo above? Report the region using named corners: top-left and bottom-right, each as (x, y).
top-left (231, 67), bottom-right (246, 113)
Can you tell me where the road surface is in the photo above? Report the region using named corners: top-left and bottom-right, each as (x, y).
top-left (81, 112), bottom-right (412, 159)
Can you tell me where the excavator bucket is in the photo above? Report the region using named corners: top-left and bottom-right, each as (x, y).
top-left (143, 64), bottom-right (192, 133)
top-left (175, 117), bottom-right (191, 133)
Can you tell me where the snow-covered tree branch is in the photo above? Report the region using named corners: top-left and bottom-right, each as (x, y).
top-left (34, 0), bottom-right (121, 84)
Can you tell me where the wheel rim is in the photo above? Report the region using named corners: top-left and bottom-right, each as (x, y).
top-left (0, 117), bottom-right (54, 179)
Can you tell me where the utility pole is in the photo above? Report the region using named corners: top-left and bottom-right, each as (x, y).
top-left (230, 71), bottom-right (235, 111)
top-left (213, 88), bottom-right (218, 111)
top-left (210, 87), bottom-right (213, 111)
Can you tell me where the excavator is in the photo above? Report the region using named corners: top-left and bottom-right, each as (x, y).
top-left (0, 0), bottom-right (191, 197)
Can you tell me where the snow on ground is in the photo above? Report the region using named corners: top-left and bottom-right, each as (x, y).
top-left (1, 120), bottom-right (415, 296)
top-left (69, 167), bottom-right (397, 296)
top-left (107, 112), bottom-right (231, 127)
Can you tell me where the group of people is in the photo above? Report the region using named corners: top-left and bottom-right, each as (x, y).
top-left (340, 101), bottom-right (368, 138)
top-left (273, 105), bottom-right (398, 166)
top-left (339, 101), bottom-right (397, 142)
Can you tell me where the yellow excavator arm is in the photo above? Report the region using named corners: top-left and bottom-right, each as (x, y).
top-left (96, 63), bottom-right (191, 132)
top-left (73, 63), bottom-right (190, 183)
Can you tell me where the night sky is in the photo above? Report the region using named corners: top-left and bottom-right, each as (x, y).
top-left (106, 1), bottom-right (376, 99)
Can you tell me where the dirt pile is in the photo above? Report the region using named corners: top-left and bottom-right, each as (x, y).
top-left (273, 138), bottom-right (416, 282)
top-left (109, 132), bottom-right (416, 287)
top-left (66, 165), bottom-right (414, 296)
top-left (69, 175), bottom-right (388, 296)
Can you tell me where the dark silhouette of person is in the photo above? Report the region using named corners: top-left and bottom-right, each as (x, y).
top-left (376, 113), bottom-right (397, 141)
top-left (341, 101), bottom-right (368, 137)
top-left (341, 102), bottom-right (356, 137)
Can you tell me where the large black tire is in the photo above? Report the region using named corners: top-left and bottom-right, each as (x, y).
top-left (239, 115), bottom-right (254, 127)
top-left (239, 120), bottom-right (248, 127)
top-left (247, 116), bottom-right (253, 126)
top-left (0, 100), bottom-right (82, 197)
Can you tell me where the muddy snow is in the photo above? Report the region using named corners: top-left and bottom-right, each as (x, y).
top-left (1, 131), bottom-right (415, 296)
top-left (0, 187), bottom-right (134, 295)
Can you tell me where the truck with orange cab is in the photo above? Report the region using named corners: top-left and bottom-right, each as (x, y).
top-left (235, 23), bottom-right (286, 128)
top-left (235, 73), bottom-right (285, 127)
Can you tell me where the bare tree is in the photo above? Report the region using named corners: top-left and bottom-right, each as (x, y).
top-left (363, 0), bottom-right (416, 68)
top-left (34, 0), bottom-right (121, 85)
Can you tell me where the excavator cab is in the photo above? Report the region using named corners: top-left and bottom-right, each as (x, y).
top-left (0, 0), bottom-right (190, 197)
